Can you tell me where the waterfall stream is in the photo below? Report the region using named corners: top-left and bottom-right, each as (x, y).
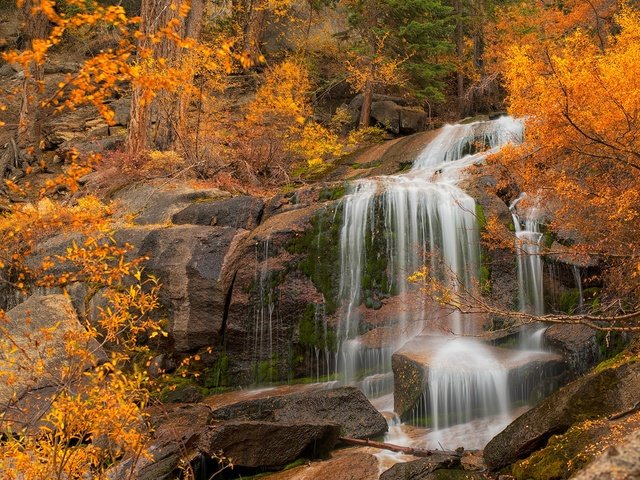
top-left (332, 116), bottom-right (565, 450)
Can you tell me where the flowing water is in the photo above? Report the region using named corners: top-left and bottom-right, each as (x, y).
top-left (332, 116), bottom-right (564, 452)
top-left (245, 116), bottom-right (561, 456)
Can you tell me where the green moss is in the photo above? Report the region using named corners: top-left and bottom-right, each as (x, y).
top-left (596, 330), bottom-right (628, 361)
top-left (512, 421), bottom-right (608, 480)
top-left (475, 204), bottom-right (487, 230)
top-left (558, 289), bottom-right (581, 314)
top-left (286, 205), bottom-right (343, 314)
top-left (594, 350), bottom-right (635, 373)
top-left (254, 358), bottom-right (279, 384)
top-left (203, 351), bottom-right (229, 389)
top-left (298, 304), bottom-right (337, 351)
top-left (283, 459), bottom-right (307, 471)
top-left (319, 183), bottom-right (347, 201)
top-left (350, 159), bottom-right (383, 170)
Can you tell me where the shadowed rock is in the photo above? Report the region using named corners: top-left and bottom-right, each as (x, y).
top-left (209, 386), bottom-right (388, 439)
top-left (198, 420), bottom-right (340, 469)
top-left (484, 360), bottom-right (640, 471)
top-left (172, 195), bottom-right (264, 230)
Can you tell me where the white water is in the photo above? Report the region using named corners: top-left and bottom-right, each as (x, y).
top-left (425, 339), bottom-right (510, 432)
top-left (337, 117), bottom-right (524, 369)
top-left (510, 194), bottom-right (547, 350)
top-left (334, 116), bottom-right (542, 450)
top-left (510, 194), bottom-right (545, 315)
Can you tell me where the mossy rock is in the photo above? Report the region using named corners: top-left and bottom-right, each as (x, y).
top-left (484, 359), bottom-right (640, 471)
top-left (512, 420), bottom-right (610, 480)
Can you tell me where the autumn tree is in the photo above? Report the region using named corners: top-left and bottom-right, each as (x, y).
top-left (342, 0), bottom-right (454, 127)
top-left (16, 0), bottom-right (50, 151)
top-left (464, 1), bottom-right (640, 330)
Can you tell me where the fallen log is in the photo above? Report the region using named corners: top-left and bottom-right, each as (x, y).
top-left (338, 437), bottom-right (460, 458)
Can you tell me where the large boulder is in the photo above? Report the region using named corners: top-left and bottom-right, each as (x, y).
top-left (370, 100), bottom-right (428, 134)
top-left (198, 420), bottom-right (340, 469)
top-left (172, 195), bottom-right (264, 230)
top-left (484, 359), bottom-right (640, 471)
top-left (572, 428), bottom-right (640, 480)
top-left (111, 182), bottom-right (230, 225)
top-left (379, 454), bottom-right (461, 480)
top-left (222, 204), bottom-right (333, 384)
top-left (0, 295), bottom-right (105, 409)
top-left (114, 225), bottom-right (249, 352)
top-left (108, 403), bottom-right (212, 480)
top-left (544, 324), bottom-right (600, 375)
top-left (208, 386), bottom-right (388, 439)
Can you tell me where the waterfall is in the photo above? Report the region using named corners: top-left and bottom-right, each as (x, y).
top-left (510, 195), bottom-right (545, 315)
top-left (572, 266), bottom-right (584, 313)
top-left (423, 339), bottom-right (509, 432)
top-left (252, 237), bottom-right (278, 384)
top-left (335, 116), bottom-right (525, 386)
top-left (510, 194), bottom-right (547, 350)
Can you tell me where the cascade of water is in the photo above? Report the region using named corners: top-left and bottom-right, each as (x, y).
top-left (424, 339), bottom-right (509, 433)
top-left (253, 237), bottom-right (278, 383)
top-left (510, 195), bottom-right (545, 316)
top-left (335, 117), bottom-right (525, 387)
top-left (572, 266), bottom-right (584, 313)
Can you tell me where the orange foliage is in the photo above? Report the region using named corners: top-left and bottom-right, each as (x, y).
top-left (494, 1), bottom-right (640, 300)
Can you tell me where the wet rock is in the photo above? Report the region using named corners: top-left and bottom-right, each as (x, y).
top-left (264, 450), bottom-right (379, 480)
top-left (0, 295), bottom-right (106, 409)
top-left (108, 403), bottom-right (212, 480)
top-left (198, 420), bottom-right (340, 469)
top-left (172, 195), bottom-right (264, 229)
top-left (544, 324), bottom-right (600, 375)
top-left (484, 360), bottom-right (640, 471)
top-left (209, 386), bottom-right (388, 439)
top-left (379, 453), bottom-right (461, 480)
top-left (222, 204), bottom-right (329, 384)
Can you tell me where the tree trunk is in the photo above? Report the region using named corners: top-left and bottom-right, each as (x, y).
top-left (175, 0), bottom-right (206, 158)
top-left (128, 0), bottom-right (203, 156)
top-left (17, 1), bottom-right (49, 152)
top-left (359, 76), bottom-right (373, 129)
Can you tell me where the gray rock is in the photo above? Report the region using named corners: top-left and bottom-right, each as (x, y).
top-left (111, 182), bottom-right (230, 225)
top-left (572, 429), bottom-right (640, 480)
top-left (484, 360), bottom-right (640, 471)
top-left (379, 454), bottom-right (461, 480)
top-left (172, 195), bottom-right (264, 229)
top-left (114, 225), bottom-right (249, 352)
top-left (371, 100), bottom-right (403, 133)
top-left (399, 107), bottom-right (429, 134)
top-left (545, 324), bottom-right (600, 375)
top-left (0, 295), bottom-right (106, 409)
top-left (198, 420), bottom-right (340, 469)
top-left (209, 386), bottom-right (388, 439)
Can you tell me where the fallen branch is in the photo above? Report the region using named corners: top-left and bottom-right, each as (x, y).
top-left (338, 437), bottom-right (460, 458)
